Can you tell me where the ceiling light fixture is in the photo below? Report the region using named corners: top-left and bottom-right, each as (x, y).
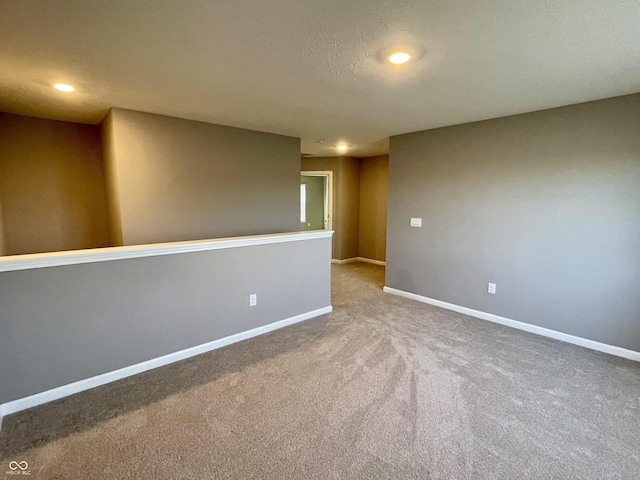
top-left (388, 52), bottom-right (411, 65)
top-left (54, 83), bottom-right (75, 92)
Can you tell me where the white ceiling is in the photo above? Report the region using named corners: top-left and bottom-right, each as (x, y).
top-left (1, 1), bottom-right (639, 157)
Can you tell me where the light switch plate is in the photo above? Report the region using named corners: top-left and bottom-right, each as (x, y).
top-left (410, 218), bottom-right (422, 228)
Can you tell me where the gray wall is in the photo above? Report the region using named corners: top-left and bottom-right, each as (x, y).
top-left (0, 236), bottom-right (332, 404)
top-left (359, 155), bottom-right (388, 262)
top-left (0, 113), bottom-right (111, 255)
top-left (302, 156), bottom-right (360, 259)
top-left (386, 93), bottom-right (640, 351)
top-left (101, 110), bottom-right (123, 247)
top-left (0, 199), bottom-right (6, 256)
top-left (338, 156), bottom-right (361, 260)
top-left (104, 108), bottom-right (301, 246)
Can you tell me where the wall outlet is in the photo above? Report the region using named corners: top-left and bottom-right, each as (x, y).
top-left (488, 283), bottom-right (496, 295)
top-left (410, 217), bottom-right (422, 228)
top-left (249, 294), bottom-right (257, 306)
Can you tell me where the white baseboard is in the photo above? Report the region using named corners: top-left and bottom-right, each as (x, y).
top-left (0, 306), bottom-right (333, 419)
top-left (356, 257), bottom-right (386, 266)
top-left (331, 258), bottom-right (358, 264)
top-left (383, 286), bottom-right (640, 362)
top-left (332, 257), bottom-right (386, 266)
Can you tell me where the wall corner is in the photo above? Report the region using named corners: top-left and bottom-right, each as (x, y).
top-left (101, 109), bottom-right (124, 246)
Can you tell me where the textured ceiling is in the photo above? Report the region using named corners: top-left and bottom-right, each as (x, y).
top-left (1, 0), bottom-right (639, 157)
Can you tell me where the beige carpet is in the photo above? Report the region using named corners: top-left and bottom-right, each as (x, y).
top-left (1, 263), bottom-right (639, 479)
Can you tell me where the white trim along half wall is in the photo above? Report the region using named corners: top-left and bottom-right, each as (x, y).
top-left (0, 231), bottom-right (334, 423)
top-left (0, 230), bottom-right (333, 273)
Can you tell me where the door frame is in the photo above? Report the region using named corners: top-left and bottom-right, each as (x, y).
top-left (301, 171), bottom-right (333, 232)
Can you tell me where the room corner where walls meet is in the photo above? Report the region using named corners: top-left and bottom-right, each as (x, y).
top-left (302, 154), bottom-right (388, 262)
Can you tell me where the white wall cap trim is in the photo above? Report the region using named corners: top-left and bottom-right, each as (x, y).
top-left (0, 230), bottom-right (334, 273)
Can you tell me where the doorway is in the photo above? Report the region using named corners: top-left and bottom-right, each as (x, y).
top-left (300, 171), bottom-right (333, 232)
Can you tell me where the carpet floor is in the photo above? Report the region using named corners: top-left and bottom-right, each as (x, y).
top-left (1, 263), bottom-right (639, 479)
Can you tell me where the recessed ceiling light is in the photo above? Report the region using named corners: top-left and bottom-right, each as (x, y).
top-left (336, 145), bottom-right (348, 151)
top-left (388, 52), bottom-right (411, 65)
top-left (54, 83), bottom-right (75, 92)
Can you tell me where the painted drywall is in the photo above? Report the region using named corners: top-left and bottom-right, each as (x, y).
top-left (359, 155), bottom-right (388, 262)
top-left (339, 157), bottom-right (361, 259)
top-left (0, 198), bottom-right (6, 256)
top-left (0, 113), bottom-right (110, 255)
top-left (300, 175), bottom-right (325, 231)
top-left (386, 93), bottom-right (640, 351)
top-left (103, 108), bottom-right (301, 246)
top-left (101, 110), bottom-right (123, 246)
top-left (0, 236), bottom-right (332, 404)
top-left (302, 156), bottom-right (360, 259)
